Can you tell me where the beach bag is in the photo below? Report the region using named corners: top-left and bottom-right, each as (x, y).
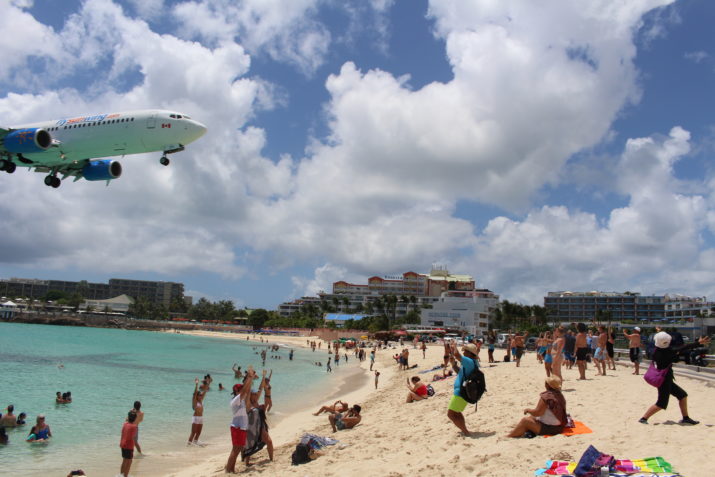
top-left (426, 384), bottom-right (435, 397)
top-left (291, 443), bottom-right (311, 465)
top-left (643, 362), bottom-right (670, 387)
top-left (574, 445), bottom-right (615, 477)
top-left (460, 364), bottom-right (486, 405)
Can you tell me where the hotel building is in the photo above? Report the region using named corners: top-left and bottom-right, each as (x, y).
top-left (420, 289), bottom-right (499, 336)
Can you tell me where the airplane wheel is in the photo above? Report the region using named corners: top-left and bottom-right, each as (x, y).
top-left (5, 162), bottom-right (16, 173)
top-left (44, 175), bottom-right (54, 186)
top-left (160, 156), bottom-right (170, 166)
top-left (51, 177), bottom-right (61, 188)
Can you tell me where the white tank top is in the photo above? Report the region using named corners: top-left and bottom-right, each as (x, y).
top-left (230, 394), bottom-right (248, 429)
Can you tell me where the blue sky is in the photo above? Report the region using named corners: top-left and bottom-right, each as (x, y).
top-left (1, 0), bottom-right (715, 309)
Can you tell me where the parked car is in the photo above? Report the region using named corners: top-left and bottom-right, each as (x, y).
top-left (525, 336), bottom-right (538, 351)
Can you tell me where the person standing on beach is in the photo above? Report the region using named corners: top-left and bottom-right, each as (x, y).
top-left (119, 410), bottom-right (138, 477)
top-left (447, 342), bottom-right (479, 436)
top-left (606, 327), bottom-right (616, 371)
top-left (487, 334), bottom-right (496, 363)
top-left (289, 349), bottom-right (294, 361)
top-left (624, 327), bottom-right (642, 375)
top-left (514, 332), bottom-right (527, 367)
top-left (551, 328), bottom-right (565, 380)
top-left (639, 333), bottom-right (710, 425)
top-left (575, 323), bottom-right (588, 380)
top-left (374, 370), bottom-right (380, 389)
top-left (421, 340), bottom-right (427, 359)
top-left (594, 326), bottom-right (608, 376)
top-left (132, 401), bottom-right (144, 455)
top-left (188, 378), bottom-right (206, 446)
top-left (326, 356), bottom-right (332, 373)
top-left (263, 370), bottom-right (273, 413)
top-left (563, 330), bottom-right (576, 369)
top-left (225, 369), bottom-right (255, 474)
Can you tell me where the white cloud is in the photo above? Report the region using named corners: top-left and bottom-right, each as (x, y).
top-left (172, 0), bottom-right (330, 76)
top-left (684, 50), bottom-right (709, 64)
top-left (469, 126), bottom-right (711, 303)
top-left (6, 0), bottom-right (715, 309)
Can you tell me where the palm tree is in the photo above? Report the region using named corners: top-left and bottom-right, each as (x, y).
top-left (409, 295), bottom-right (418, 312)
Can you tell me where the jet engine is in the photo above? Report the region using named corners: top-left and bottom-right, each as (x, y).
top-left (82, 160), bottom-right (123, 181)
top-left (2, 128), bottom-right (52, 153)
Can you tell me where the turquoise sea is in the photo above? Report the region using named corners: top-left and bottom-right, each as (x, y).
top-left (0, 322), bottom-right (346, 476)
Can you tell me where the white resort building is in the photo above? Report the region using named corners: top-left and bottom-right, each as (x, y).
top-left (420, 289), bottom-right (499, 337)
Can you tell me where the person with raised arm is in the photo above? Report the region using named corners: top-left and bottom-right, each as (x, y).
top-left (225, 366), bottom-right (255, 473)
top-left (187, 378), bottom-right (207, 446)
top-left (639, 333), bottom-right (711, 425)
top-left (446, 341), bottom-right (479, 435)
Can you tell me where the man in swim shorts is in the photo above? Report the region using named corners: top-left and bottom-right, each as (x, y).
top-left (447, 342), bottom-right (479, 436)
top-left (575, 323), bottom-right (588, 380)
top-left (594, 326), bottom-right (608, 376)
top-left (514, 332), bottom-right (528, 367)
top-left (624, 327), bottom-right (642, 375)
top-left (328, 405), bottom-right (361, 432)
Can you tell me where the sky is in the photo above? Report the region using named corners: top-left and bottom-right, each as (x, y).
top-left (1, 0), bottom-right (715, 309)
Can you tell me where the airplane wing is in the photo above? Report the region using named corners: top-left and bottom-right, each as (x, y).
top-left (31, 158), bottom-right (91, 181)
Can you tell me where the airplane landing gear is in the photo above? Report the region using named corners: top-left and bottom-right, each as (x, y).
top-left (0, 159), bottom-right (16, 173)
top-left (160, 156), bottom-right (170, 166)
top-left (44, 175), bottom-right (61, 188)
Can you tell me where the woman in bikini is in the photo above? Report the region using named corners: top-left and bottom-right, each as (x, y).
top-left (550, 327), bottom-right (565, 380)
top-left (263, 370), bottom-right (273, 413)
top-left (188, 378), bottom-right (206, 446)
top-left (536, 333), bottom-right (546, 364)
top-left (542, 331), bottom-right (553, 377)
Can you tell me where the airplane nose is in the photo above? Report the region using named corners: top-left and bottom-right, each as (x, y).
top-left (192, 120), bottom-right (207, 139)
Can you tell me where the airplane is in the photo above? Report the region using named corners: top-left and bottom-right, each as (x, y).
top-left (0, 109), bottom-right (207, 188)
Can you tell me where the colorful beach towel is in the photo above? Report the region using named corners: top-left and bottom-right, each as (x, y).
top-left (535, 456), bottom-right (678, 476)
top-left (542, 420), bottom-right (593, 437)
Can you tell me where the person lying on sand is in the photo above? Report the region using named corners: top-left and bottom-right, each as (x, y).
top-left (328, 405), bottom-right (361, 432)
top-left (507, 376), bottom-right (567, 438)
top-left (313, 400), bottom-right (348, 416)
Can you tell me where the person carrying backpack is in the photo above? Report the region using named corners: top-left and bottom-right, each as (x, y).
top-left (447, 342), bottom-right (479, 435)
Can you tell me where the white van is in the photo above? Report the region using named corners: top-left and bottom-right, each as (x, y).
top-left (496, 333), bottom-right (510, 348)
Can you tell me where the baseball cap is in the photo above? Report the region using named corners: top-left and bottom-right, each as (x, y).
top-left (654, 331), bottom-right (672, 349)
top-left (232, 383), bottom-right (243, 395)
top-left (634, 326), bottom-right (641, 332)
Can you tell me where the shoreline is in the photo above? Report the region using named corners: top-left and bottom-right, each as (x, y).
top-left (142, 331), bottom-right (384, 477)
top-left (155, 330), bottom-right (394, 477)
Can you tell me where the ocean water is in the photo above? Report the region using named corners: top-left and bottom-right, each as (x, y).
top-left (0, 322), bottom-right (346, 476)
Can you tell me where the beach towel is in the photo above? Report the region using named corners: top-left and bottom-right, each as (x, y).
top-left (241, 407), bottom-right (267, 459)
top-left (299, 433), bottom-right (338, 449)
top-left (419, 365), bottom-right (443, 374)
top-left (542, 421), bottom-right (593, 438)
top-left (535, 455), bottom-right (678, 476)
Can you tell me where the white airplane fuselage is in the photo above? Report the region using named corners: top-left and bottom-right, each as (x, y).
top-left (1, 109), bottom-right (207, 187)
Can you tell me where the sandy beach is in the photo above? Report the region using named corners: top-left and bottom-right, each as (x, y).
top-left (155, 332), bottom-right (715, 477)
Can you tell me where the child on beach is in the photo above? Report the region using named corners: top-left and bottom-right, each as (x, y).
top-left (374, 370), bottom-right (380, 389)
